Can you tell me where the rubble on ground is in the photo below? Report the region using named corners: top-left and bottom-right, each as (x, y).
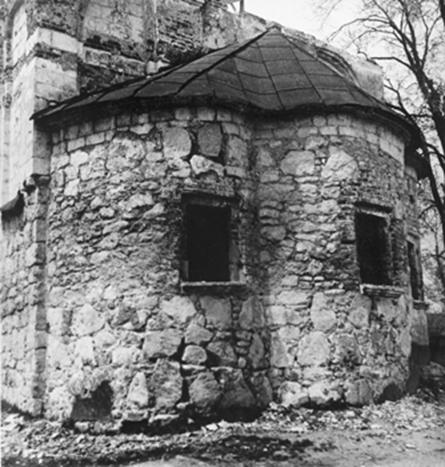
top-left (2, 390), bottom-right (444, 466)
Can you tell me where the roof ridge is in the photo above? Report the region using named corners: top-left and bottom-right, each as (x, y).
top-left (279, 32), bottom-right (325, 105)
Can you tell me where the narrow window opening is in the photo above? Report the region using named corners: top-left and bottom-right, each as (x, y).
top-left (356, 211), bottom-right (391, 285)
top-left (184, 204), bottom-right (231, 282)
top-left (407, 240), bottom-right (423, 300)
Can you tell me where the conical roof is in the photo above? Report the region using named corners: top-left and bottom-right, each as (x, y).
top-left (33, 29), bottom-right (410, 129)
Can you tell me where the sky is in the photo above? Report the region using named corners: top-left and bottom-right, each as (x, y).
top-left (243, 0), bottom-right (361, 41)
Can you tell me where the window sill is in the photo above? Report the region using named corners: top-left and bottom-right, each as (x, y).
top-left (360, 284), bottom-right (404, 299)
top-left (413, 300), bottom-right (429, 310)
top-left (180, 281), bottom-right (248, 294)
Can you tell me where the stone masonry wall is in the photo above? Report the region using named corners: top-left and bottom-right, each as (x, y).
top-left (44, 107), bottom-right (271, 426)
top-left (252, 113), bottom-right (415, 407)
top-left (1, 180), bottom-right (49, 415)
top-left (39, 105), bottom-right (421, 424)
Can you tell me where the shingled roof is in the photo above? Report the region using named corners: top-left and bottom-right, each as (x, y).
top-left (33, 28), bottom-right (411, 130)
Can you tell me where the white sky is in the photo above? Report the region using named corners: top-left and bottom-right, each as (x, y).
top-left (245, 0), bottom-right (361, 40)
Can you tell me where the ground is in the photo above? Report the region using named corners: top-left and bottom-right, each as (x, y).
top-left (2, 390), bottom-right (445, 467)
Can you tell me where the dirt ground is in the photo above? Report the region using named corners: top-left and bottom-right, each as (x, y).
top-left (2, 391), bottom-right (445, 467)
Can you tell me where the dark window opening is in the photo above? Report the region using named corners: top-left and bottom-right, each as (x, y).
top-left (356, 212), bottom-right (392, 285)
top-left (184, 204), bottom-right (231, 282)
top-left (408, 241), bottom-right (423, 300)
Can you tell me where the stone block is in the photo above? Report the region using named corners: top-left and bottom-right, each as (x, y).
top-left (376, 298), bottom-right (399, 322)
top-left (276, 290), bottom-right (309, 307)
top-left (218, 369), bottom-right (256, 414)
top-left (185, 322), bottom-right (213, 345)
top-left (71, 304), bottom-right (105, 337)
top-left (248, 334), bottom-right (266, 369)
top-left (298, 331), bottom-right (330, 366)
top-left (183, 345), bottom-right (207, 365)
top-left (279, 381), bottom-right (309, 408)
top-left (262, 225), bottom-right (286, 241)
top-left (143, 329), bottom-right (182, 359)
top-left (190, 155), bottom-right (224, 177)
top-left (239, 296), bottom-right (265, 330)
top-left (304, 135), bottom-right (327, 150)
top-left (198, 123), bottom-right (222, 158)
top-left (349, 295), bottom-right (371, 328)
top-left (127, 372), bottom-right (149, 408)
top-left (266, 306), bottom-right (304, 326)
top-left (310, 292), bottom-right (336, 332)
top-left (160, 296), bottom-right (196, 326)
top-left (270, 327), bottom-right (300, 368)
top-left (344, 379), bottom-right (372, 406)
top-left (201, 296), bottom-right (232, 330)
top-left (251, 373), bottom-right (273, 408)
top-left (226, 136), bottom-right (248, 166)
top-left (189, 371), bottom-right (222, 416)
top-left (197, 107), bottom-right (216, 121)
top-left (207, 340), bottom-right (237, 366)
top-left (280, 150), bottom-right (315, 176)
top-left (150, 360), bottom-right (182, 411)
top-left (163, 127), bottom-right (191, 159)
top-left (74, 336), bottom-right (96, 365)
top-left (335, 333), bottom-right (362, 365)
top-left (111, 346), bottom-right (135, 367)
top-left (321, 147), bottom-right (358, 181)
top-left (308, 381), bottom-right (341, 407)
top-left (70, 150), bottom-right (88, 169)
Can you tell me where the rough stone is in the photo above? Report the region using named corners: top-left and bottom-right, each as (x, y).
top-left (298, 332), bottom-right (330, 366)
top-left (185, 322), bottom-right (213, 345)
top-left (201, 296), bottom-right (232, 330)
top-left (190, 155), bottom-right (224, 177)
top-left (276, 291), bottom-right (309, 306)
top-left (182, 345), bottom-right (207, 365)
top-left (197, 124), bottom-right (222, 157)
top-left (143, 329), bottom-right (182, 359)
top-left (219, 369), bottom-right (256, 414)
top-left (335, 333), bottom-right (362, 365)
top-left (122, 193), bottom-right (154, 213)
top-left (310, 292), bottom-right (336, 332)
top-left (160, 296), bottom-right (196, 325)
top-left (349, 295), bottom-right (371, 328)
top-left (344, 379), bottom-right (373, 406)
top-left (111, 346), bottom-right (135, 366)
top-left (322, 148), bottom-right (358, 181)
top-left (279, 381), bottom-right (309, 408)
top-left (376, 298), bottom-right (399, 322)
top-left (71, 304), bottom-right (105, 337)
top-left (280, 151), bottom-right (315, 176)
top-left (226, 136), bottom-right (248, 165)
top-left (270, 327), bottom-right (300, 368)
top-left (74, 337), bottom-right (96, 365)
top-left (308, 381), bottom-right (341, 406)
top-left (207, 340), bottom-right (237, 366)
top-left (251, 373), bottom-right (273, 408)
top-left (163, 127), bottom-right (191, 159)
top-left (248, 334), bottom-right (266, 369)
top-left (127, 372), bottom-right (149, 408)
top-left (150, 360), bottom-right (183, 411)
top-left (189, 372), bottom-right (222, 416)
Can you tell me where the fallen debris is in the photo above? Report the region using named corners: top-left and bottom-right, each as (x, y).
top-left (2, 391), bottom-right (444, 466)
